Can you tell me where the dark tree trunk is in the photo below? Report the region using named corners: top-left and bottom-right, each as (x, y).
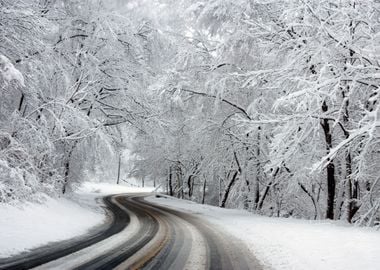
top-left (243, 177), bottom-right (251, 210)
top-left (346, 151), bottom-right (360, 222)
top-left (187, 175), bottom-right (194, 198)
top-left (201, 178), bottom-right (207, 204)
top-left (346, 136), bottom-right (359, 223)
top-left (220, 170), bottom-right (238, 208)
top-left (18, 93), bottom-right (25, 112)
top-left (257, 167), bottom-right (280, 211)
top-left (116, 154), bottom-right (121, 185)
top-left (62, 159), bottom-right (70, 194)
top-left (257, 181), bottom-right (271, 211)
top-left (176, 163), bottom-right (183, 199)
top-left (62, 145), bottom-right (75, 194)
top-left (254, 177), bottom-right (260, 208)
top-left (340, 87), bottom-right (360, 223)
top-left (321, 101), bottom-right (336, 220)
top-left (253, 127), bottom-right (261, 209)
top-left (325, 163), bottom-right (336, 220)
top-left (168, 166), bottom-right (173, 196)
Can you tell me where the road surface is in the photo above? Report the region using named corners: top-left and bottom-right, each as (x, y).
top-left (0, 194), bottom-right (262, 270)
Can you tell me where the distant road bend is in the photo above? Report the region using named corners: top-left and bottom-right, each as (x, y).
top-left (0, 194), bottom-right (262, 270)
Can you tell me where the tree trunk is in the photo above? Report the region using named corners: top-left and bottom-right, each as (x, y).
top-left (220, 170), bottom-right (238, 208)
top-left (176, 163), bottom-right (183, 199)
top-left (62, 142), bottom-right (77, 194)
top-left (168, 166), bottom-right (173, 196)
top-left (340, 86), bottom-right (359, 223)
top-left (62, 159), bottom-right (70, 194)
top-left (201, 178), bottom-right (207, 204)
top-left (187, 175), bottom-right (194, 198)
top-left (218, 176), bottom-right (222, 205)
top-left (18, 93), bottom-right (25, 112)
top-left (325, 163), bottom-right (336, 220)
top-left (257, 181), bottom-right (271, 211)
top-left (116, 154), bottom-right (121, 185)
top-left (321, 101), bottom-right (336, 220)
top-left (257, 166), bottom-right (281, 211)
top-left (346, 152), bottom-right (359, 222)
top-left (253, 127), bottom-right (261, 209)
top-left (299, 182), bottom-right (319, 220)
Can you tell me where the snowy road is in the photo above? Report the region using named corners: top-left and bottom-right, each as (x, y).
top-left (0, 194), bottom-right (261, 270)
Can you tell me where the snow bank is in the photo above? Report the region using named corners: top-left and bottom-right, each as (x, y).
top-left (147, 195), bottom-right (380, 270)
top-left (0, 181), bottom-right (155, 258)
top-left (0, 195), bottom-right (104, 258)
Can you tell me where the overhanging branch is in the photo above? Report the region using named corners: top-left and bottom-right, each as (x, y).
top-left (179, 88), bottom-right (251, 120)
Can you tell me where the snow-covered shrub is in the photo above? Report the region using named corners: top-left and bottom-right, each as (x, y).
top-left (0, 159), bottom-right (26, 203)
top-left (0, 91), bottom-right (63, 202)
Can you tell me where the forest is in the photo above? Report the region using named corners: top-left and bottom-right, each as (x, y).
top-left (1, 0), bottom-right (380, 226)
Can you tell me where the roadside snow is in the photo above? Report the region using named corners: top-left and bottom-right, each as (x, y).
top-left (147, 195), bottom-right (380, 270)
top-left (0, 195), bottom-right (104, 258)
top-left (0, 182), bottom-right (153, 258)
top-left (78, 181), bottom-right (155, 195)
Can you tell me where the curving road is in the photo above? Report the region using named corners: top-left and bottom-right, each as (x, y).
top-left (0, 194), bottom-right (262, 270)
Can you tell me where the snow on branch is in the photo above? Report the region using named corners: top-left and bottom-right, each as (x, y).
top-left (0, 55), bottom-right (25, 87)
top-left (312, 126), bottom-right (370, 172)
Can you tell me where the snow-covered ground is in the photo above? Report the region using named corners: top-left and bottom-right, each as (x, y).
top-left (0, 195), bottom-right (103, 258)
top-left (147, 195), bottom-right (380, 270)
top-left (77, 181), bottom-right (155, 195)
top-left (0, 182), bottom-right (154, 258)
